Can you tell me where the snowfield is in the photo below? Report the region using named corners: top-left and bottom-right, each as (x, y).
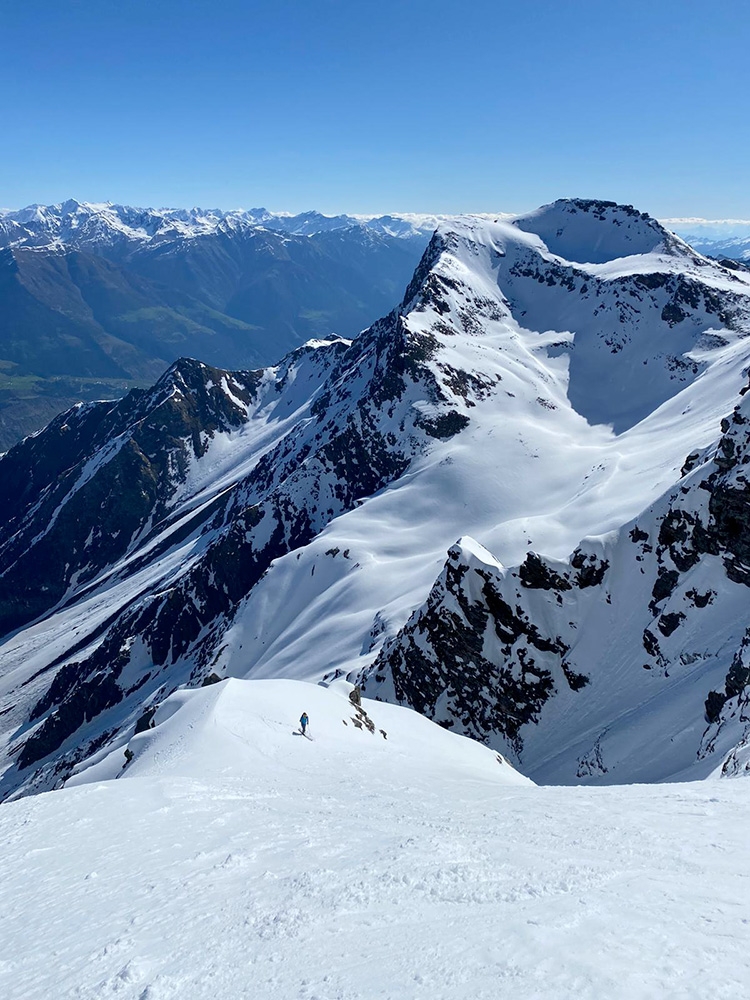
top-left (1, 678), bottom-right (748, 1000)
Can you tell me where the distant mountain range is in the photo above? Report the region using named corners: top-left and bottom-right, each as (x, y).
top-left (678, 234), bottom-right (750, 263)
top-left (2, 198), bottom-right (750, 800)
top-left (0, 200), bottom-right (436, 450)
top-left (0, 200), bottom-right (456, 247)
top-left (664, 219), bottom-right (750, 264)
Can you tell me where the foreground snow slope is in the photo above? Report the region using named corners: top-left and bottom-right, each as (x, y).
top-left (1, 678), bottom-right (748, 1000)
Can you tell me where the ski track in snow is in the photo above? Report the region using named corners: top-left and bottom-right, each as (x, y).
top-left (1, 679), bottom-right (748, 1000)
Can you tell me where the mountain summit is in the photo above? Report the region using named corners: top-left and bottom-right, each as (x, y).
top-left (513, 198), bottom-right (677, 263)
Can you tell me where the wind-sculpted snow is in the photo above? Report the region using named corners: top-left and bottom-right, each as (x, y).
top-left (2, 198), bottom-right (750, 799)
top-left (363, 382), bottom-right (750, 783)
top-left (513, 198), bottom-right (676, 263)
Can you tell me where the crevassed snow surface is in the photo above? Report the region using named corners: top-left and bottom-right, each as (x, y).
top-left (1, 678), bottom-right (748, 1000)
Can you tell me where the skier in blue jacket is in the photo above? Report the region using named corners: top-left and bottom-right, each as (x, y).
top-left (300, 712), bottom-right (309, 735)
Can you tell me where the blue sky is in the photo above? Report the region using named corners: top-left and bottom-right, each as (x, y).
top-left (2, 0), bottom-right (749, 217)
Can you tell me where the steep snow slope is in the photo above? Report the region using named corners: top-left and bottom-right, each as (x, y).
top-left (226, 203), bottom-right (750, 688)
top-left (2, 200), bottom-right (750, 798)
top-left (2, 677), bottom-right (749, 1000)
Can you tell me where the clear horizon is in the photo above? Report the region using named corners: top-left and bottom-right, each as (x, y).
top-left (2, 200), bottom-right (750, 236)
top-left (3, 0), bottom-right (749, 218)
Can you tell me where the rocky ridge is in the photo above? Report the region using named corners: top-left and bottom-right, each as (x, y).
top-left (0, 275), bottom-right (485, 795)
top-left (361, 380), bottom-right (750, 783)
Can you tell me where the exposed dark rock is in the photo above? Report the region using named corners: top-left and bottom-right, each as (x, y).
top-left (519, 553), bottom-right (572, 592)
top-left (685, 588), bottom-right (714, 608)
top-left (570, 550), bottom-right (609, 588)
top-left (704, 689), bottom-right (726, 724)
top-left (19, 667), bottom-right (124, 769)
top-left (561, 662), bottom-right (590, 691)
top-left (657, 612), bottom-right (685, 637)
top-left (642, 629), bottom-right (661, 659)
top-left (661, 302), bottom-right (686, 325)
top-left (681, 451), bottom-right (701, 477)
top-left (134, 707), bottom-right (157, 734)
top-left (362, 544), bottom-right (580, 753)
top-left (651, 567), bottom-right (679, 609)
top-left (704, 628), bottom-right (750, 724)
top-left (629, 526), bottom-right (649, 543)
top-left (415, 411), bottom-right (470, 440)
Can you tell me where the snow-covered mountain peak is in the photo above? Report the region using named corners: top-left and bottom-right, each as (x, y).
top-left (403, 208), bottom-right (750, 433)
top-left (512, 198), bottom-right (676, 264)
